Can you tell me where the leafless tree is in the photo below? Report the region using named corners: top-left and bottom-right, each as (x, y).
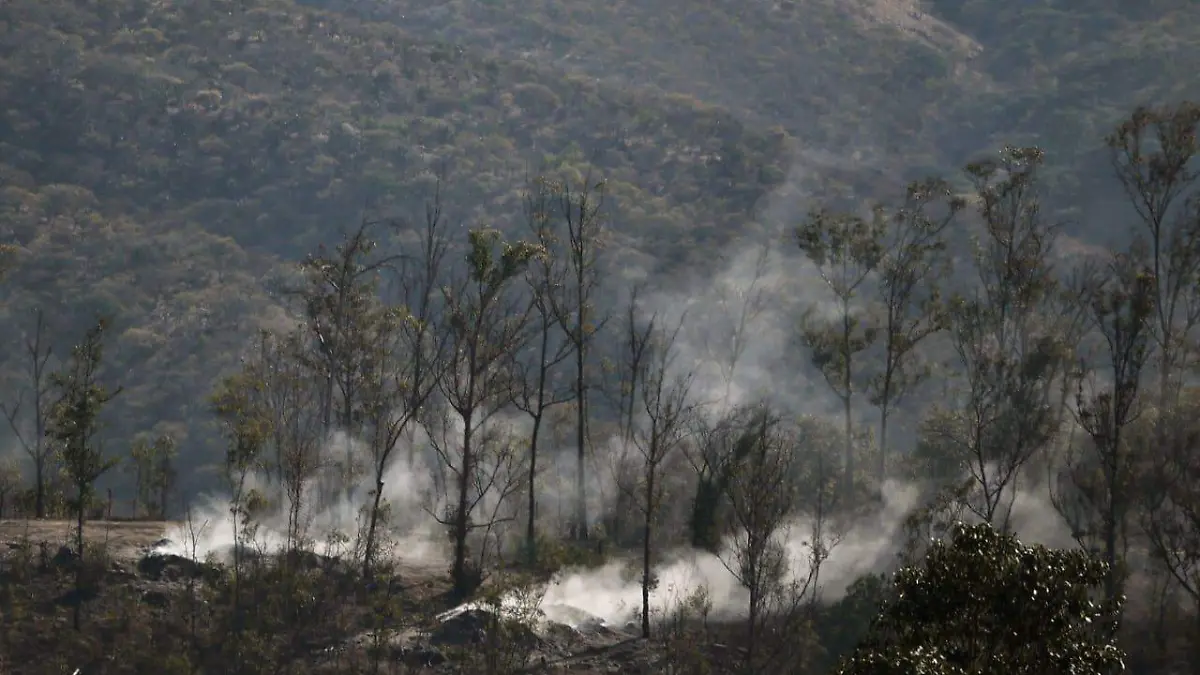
top-left (359, 203), bottom-right (450, 577)
top-left (257, 331), bottom-right (324, 554)
top-left (514, 178), bottom-right (577, 563)
top-left (699, 241), bottom-right (772, 405)
top-left (1, 307), bottom-right (54, 517)
top-left (600, 283), bottom-right (656, 547)
top-left (628, 307), bottom-right (696, 638)
top-left (548, 176), bottom-right (609, 541)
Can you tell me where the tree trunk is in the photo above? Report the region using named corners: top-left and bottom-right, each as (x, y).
top-left (74, 487), bottom-right (85, 630)
top-left (526, 413), bottom-right (542, 566)
top-left (575, 344), bottom-right (588, 540)
top-left (452, 415), bottom-right (474, 598)
top-left (34, 459), bottom-right (45, 519)
top-left (641, 467), bottom-right (654, 639)
top-left (362, 474), bottom-right (385, 578)
top-left (843, 393), bottom-right (853, 500)
top-left (879, 406), bottom-right (890, 482)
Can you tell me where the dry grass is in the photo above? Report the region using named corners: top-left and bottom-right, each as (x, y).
top-left (0, 519), bottom-right (175, 559)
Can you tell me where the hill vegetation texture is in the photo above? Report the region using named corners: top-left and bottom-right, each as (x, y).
top-left (2, 0), bottom-right (1200, 674)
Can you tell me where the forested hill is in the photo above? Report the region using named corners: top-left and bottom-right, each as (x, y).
top-left (1, 0), bottom-right (1200, 502)
top-left (312, 0), bottom-right (1200, 224)
top-left (0, 0), bottom-right (792, 495)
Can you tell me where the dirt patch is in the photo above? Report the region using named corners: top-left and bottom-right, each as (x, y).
top-left (0, 519), bottom-right (175, 560)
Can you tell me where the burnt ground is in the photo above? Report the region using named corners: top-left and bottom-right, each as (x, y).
top-left (0, 519), bottom-right (691, 674)
top-left (0, 519), bottom-right (175, 557)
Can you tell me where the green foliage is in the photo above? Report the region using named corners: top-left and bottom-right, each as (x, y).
top-left (837, 523), bottom-right (1125, 675)
top-left (48, 319), bottom-right (122, 520)
top-left (466, 228), bottom-right (545, 289)
top-left (0, 0), bottom-right (789, 498)
top-left (127, 433), bottom-right (177, 519)
top-left (211, 371), bottom-right (271, 481)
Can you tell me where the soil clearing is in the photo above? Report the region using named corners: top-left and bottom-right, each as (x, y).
top-left (0, 519), bottom-right (175, 559)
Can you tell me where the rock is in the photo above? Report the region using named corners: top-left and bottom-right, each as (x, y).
top-left (141, 589), bottom-right (170, 607)
top-left (51, 545), bottom-right (77, 566)
top-left (428, 606), bottom-right (546, 658)
top-left (428, 608), bottom-right (492, 646)
top-left (137, 552), bottom-right (214, 582)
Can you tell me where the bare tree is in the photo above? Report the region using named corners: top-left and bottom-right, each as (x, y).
top-left (627, 307), bottom-right (695, 638)
top-left (796, 209), bottom-right (883, 501)
top-left (359, 204), bottom-right (449, 577)
top-left (514, 178), bottom-right (577, 563)
top-left (942, 146), bottom-right (1074, 529)
top-left (699, 242), bottom-right (772, 405)
top-left (1, 307), bottom-right (54, 517)
top-left (602, 283), bottom-right (656, 547)
top-left (432, 228), bottom-right (541, 597)
top-left (1106, 102), bottom-right (1200, 404)
top-left (548, 177), bottom-right (609, 541)
top-left (868, 178), bottom-right (961, 478)
top-left (1050, 250), bottom-right (1156, 614)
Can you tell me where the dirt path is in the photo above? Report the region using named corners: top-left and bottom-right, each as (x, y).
top-left (0, 519), bottom-right (175, 559)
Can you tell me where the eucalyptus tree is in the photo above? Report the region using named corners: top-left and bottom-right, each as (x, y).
top-left (432, 228), bottom-right (542, 597)
top-left (868, 178), bottom-right (961, 477)
top-left (937, 147), bottom-right (1080, 529)
top-left (513, 179), bottom-right (578, 563)
top-left (1106, 102), bottom-right (1200, 404)
top-left (796, 209), bottom-right (883, 500)
top-left (1051, 250), bottom-right (1156, 614)
top-left (48, 318), bottom-right (122, 629)
top-left (628, 307), bottom-right (695, 638)
top-left (296, 218), bottom-right (400, 494)
top-left (836, 523), bottom-right (1124, 675)
top-left (548, 178), bottom-right (609, 541)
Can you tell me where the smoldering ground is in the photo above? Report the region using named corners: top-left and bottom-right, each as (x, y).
top-left (155, 185), bottom-right (1075, 635)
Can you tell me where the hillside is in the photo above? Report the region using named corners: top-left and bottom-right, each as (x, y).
top-left (0, 0), bottom-right (792, 495)
top-left (2, 0), bottom-right (1200, 502)
top-left (311, 0), bottom-right (1200, 224)
top-left (4, 2), bottom-right (1200, 673)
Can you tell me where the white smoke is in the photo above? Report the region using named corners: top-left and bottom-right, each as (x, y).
top-left (155, 430), bottom-right (447, 569)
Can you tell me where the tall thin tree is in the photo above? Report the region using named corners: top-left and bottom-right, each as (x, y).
top-left (1, 307), bottom-right (54, 517)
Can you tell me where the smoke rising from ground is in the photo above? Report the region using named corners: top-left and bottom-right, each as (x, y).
top-left (154, 187), bottom-right (1077, 634)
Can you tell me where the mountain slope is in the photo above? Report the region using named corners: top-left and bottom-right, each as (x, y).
top-left (0, 0), bottom-right (791, 495)
top-left (311, 0), bottom-right (1200, 225)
